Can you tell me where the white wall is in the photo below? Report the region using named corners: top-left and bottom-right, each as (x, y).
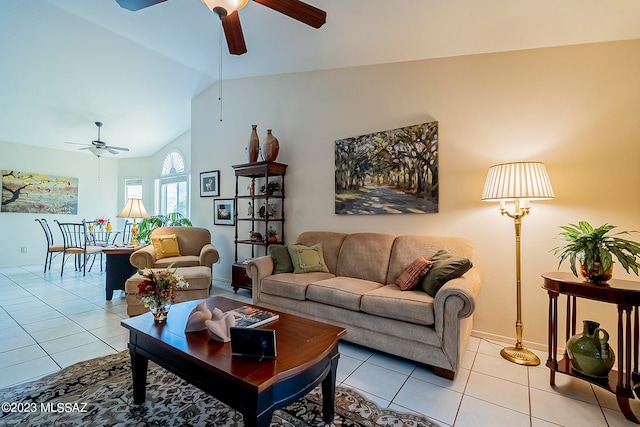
top-left (190, 39), bottom-right (640, 349)
top-left (0, 127), bottom-right (191, 269)
top-left (0, 140), bottom-right (119, 266)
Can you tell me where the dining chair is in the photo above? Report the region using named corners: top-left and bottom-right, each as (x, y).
top-left (55, 219), bottom-right (104, 276)
top-left (121, 220), bottom-right (133, 245)
top-left (88, 230), bottom-right (121, 247)
top-left (34, 218), bottom-right (64, 273)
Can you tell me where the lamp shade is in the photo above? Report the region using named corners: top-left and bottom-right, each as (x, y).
top-left (117, 198), bottom-right (150, 219)
top-left (481, 161), bottom-right (554, 202)
top-left (201, 0), bottom-right (248, 15)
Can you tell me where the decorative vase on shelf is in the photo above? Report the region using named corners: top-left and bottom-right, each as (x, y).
top-left (566, 320), bottom-right (615, 378)
top-left (262, 129), bottom-right (279, 163)
top-left (149, 301), bottom-right (171, 323)
top-left (248, 124), bottom-right (260, 163)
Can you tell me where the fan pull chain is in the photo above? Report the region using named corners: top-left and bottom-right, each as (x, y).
top-left (218, 25), bottom-right (224, 122)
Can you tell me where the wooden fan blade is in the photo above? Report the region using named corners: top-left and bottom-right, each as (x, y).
top-left (115, 0), bottom-right (169, 11)
top-left (253, 0), bottom-right (326, 28)
top-left (221, 11), bottom-right (247, 55)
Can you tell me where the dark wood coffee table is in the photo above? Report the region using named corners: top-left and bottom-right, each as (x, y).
top-left (121, 296), bottom-right (346, 427)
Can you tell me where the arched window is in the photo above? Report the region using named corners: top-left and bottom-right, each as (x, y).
top-left (158, 151), bottom-right (189, 217)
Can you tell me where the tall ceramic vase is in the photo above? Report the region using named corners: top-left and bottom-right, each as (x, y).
top-left (566, 320), bottom-right (615, 378)
top-left (262, 129), bottom-right (279, 163)
top-left (248, 124), bottom-right (259, 163)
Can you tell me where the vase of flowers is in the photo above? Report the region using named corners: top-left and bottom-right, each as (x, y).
top-left (94, 216), bottom-right (109, 231)
top-left (137, 267), bottom-right (189, 323)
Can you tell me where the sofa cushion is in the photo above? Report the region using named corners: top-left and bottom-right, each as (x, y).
top-left (296, 232), bottom-right (348, 274)
top-left (361, 284), bottom-right (436, 326)
top-left (268, 245), bottom-right (294, 274)
top-left (306, 277), bottom-right (383, 311)
top-left (261, 272), bottom-right (334, 301)
top-left (336, 233), bottom-right (396, 284)
top-left (151, 234), bottom-right (181, 260)
top-left (396, 257), bottom-right (433, 290)
top-left (386, 235), bottom-right (475, 284)
top-left (288, 243), bottom-right (330, 273)
top-left (420, 250), bottom-right (473, 296)
top-left (151, 255), bottom-right (200, 269)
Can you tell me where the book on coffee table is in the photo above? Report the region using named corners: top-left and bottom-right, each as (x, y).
top-left (229, 305), bottom-right (279, 328)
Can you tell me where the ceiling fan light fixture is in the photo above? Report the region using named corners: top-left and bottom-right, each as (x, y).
top-left (89, 147), bottom-right (103, 157)
top-left (201, 0), bottom-right (248, 17)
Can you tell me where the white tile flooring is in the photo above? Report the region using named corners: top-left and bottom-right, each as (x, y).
top-left (1, 264), bottom-right (639, 426)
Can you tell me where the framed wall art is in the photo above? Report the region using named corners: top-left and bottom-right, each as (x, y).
top-left (200, 170), bottom-right (220, 197)
top-left (334, 121), bottom-right (439, 215)
top-left (214, 198), bottom-right (234, 226)
top-left (1, 170), bottom-right (79, 214)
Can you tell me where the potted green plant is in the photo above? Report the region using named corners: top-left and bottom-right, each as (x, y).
top-left (266, 226), bottom-right (278, 244)
top-left (553, 221), bottom-right (640, 283)
top-left (260, 180), bottom-right (281, 195)
top-left (137, 212), bottom-right (192, 244)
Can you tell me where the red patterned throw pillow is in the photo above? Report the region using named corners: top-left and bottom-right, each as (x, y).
top-left (396, 257), bottom-right (434, 291)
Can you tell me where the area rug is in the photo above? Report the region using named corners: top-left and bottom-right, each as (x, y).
top-left (0, 351), bottom-right (438, 426)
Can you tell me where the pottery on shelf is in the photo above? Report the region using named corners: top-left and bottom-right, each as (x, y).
top-left (262, 129), bottom-right (279, 163)
top-left (248, 124), bottom-right (260, 163)
top-left (566, 320), bottom-right (615, 378)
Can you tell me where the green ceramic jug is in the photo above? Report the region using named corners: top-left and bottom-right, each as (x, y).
top-left (566, 320), bottom-right (615, 378)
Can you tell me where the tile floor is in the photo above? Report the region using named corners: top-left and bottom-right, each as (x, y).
top-left (1, 264), bottom-right (639, 426)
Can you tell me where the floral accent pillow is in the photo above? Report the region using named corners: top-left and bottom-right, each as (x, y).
top-left (396, 257), bottom-right (433, 290)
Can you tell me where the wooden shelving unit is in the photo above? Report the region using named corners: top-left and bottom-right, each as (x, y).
top-left (231, 161), bottom-right (287, 292)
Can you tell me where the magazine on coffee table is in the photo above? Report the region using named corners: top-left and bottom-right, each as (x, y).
top-left (229, 305), bottom-right (279, 328)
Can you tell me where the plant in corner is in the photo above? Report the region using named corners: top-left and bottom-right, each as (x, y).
top-left (553, 221), bottom-right (640, 283)
top-left (137, 212), bottom-right (192, 245)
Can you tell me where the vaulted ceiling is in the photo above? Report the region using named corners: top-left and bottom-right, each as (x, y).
top-left (1, 0), bottom-right (639, 157)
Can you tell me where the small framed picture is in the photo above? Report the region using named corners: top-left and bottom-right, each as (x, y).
top-left (200, 171), bottom-right (220, 197)
top-left (214, 198), bottom-right (235, 225)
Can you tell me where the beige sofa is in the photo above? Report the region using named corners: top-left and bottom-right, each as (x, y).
top-left (247, 231), bottom-right (482, 380)
top-left (129, 226), bottom-right (219, 269)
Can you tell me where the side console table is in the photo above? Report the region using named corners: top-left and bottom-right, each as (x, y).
top-left (542, 272), bottom-right (640, 423)
top-left (103, 246), bottom-right (138, 301)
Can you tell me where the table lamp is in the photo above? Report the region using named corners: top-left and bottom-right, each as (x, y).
top-left (117, 198), bottom-right (150, 247)
top-left (482, 161), bottom-right (554, 366)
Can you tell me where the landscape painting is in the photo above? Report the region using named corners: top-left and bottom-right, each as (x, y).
top-left (335, 121), bottom-right (439, 215)
top-left (1, 170), bottom-right (78, 214)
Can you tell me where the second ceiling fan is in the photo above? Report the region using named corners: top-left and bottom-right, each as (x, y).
top-left (115, 0), bottom-right (327, 55)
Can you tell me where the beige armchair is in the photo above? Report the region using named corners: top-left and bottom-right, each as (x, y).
top-left (129, 226), bottom-right (219, 270)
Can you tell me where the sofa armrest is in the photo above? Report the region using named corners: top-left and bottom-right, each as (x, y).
top-left (246, 255), bottom-right (274, 303)
top-left (130, 245), bottom-right (156, 269)
top-left (434, 268), bottom-right (482, 317)
top-left (432, 267), bottom-right (482, 369)
top-left (199, 244), bottom-right (220, 268)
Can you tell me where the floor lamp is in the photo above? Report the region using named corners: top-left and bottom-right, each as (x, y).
top-left (482, 161), bottom-right (554, 366)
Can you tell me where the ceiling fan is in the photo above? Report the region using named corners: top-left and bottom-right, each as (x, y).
top-left (115, 0), bottom-right (327, 55)
top-left (65, 122), bottom-right (130, 157)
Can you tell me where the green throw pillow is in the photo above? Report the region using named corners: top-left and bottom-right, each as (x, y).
top-left (420, 250), bottom-right (473, 296)
top-left (287, 243), bottom-right (330, 274)
top-left (268, 244), bottom-right (294, 274)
